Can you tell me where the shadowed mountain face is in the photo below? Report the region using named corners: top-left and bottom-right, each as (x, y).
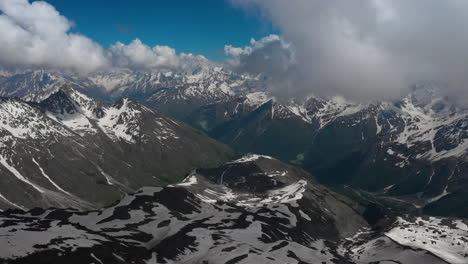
top-left (0, 155), bottom-right (464, 264)
top-left (0, 86), bottom-right (234, 210)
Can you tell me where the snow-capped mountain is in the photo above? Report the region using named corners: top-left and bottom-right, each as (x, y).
top-left (1, 68), bottom-right (467, 217)
top-left (90, 66), bottom-right (263, 121)
top-left (0, 86), bottom-right (234, 210)
top-left (0, 154), bottom-right (465, 264)
top-left (0, 67), bottom-right (262, 117)
top-left (0, 70), bottom-right (104, 102)
top-left (177, 84), bottom-right (468, 218)
top-left (90, 66), bottom-right (260, 98)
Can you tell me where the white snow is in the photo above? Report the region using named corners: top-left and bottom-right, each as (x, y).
top-left (286, 104), bottom-right (312, 123)
top-left (219, 82), bottom-right (234, 95)
top-left (427, 185), bottom-right (450, 203)
top-left (386, 217), bottom-right (468, 264)
top-left (205, 188), bottom-right (238, 202)
top-left (394, 96), bottom-right (468, 161)
top-left (230, 154), bottom-right (274, 163)
top-left (97, 98), bottom-right (141, 143)
top-left (96, 165), bottom-right (114, 185)
top-left (260, 180), bottom-right (307, 205)
top-left (307, 96), bottom-right (366, 129)
top-left (375, 116), bottom-right (382, 134)
top-left (177, 173), bottom-right (198, 186)
top-left (299, 210), bottom-right (311, 221)
top-left (90, 253), bottom-right (104, 264)
top-left (0, 192), bottom-right (24, 210)
top-left (0, 221), bottom-right (106, 259)
top-left (235, 180), bottom-right (308, 207)
top-left (431, 138), bottom-right (468, 161)
top-left (53, 112), bottom-right (97, 135)
top-left (245, 92), bottom-right (273, 108)
top-left (0, 100), bottom-right (69, 139)
top-left (32, 158), bottom-right (70, 195)
top-left (383, 184), bottom-right (395, 193)
top-left (0, 157), bottom-right (44, 193)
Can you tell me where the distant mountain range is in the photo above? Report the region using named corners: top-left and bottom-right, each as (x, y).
top-left (183, 82), bottom-right (468, 218)
top-left (0, 68), bottom-right (467, 218)
top-left (1, 155), bottom-right (465, 264)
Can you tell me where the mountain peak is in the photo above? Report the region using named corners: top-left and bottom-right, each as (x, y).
top-left (38, 87), bottom-right (78, 115)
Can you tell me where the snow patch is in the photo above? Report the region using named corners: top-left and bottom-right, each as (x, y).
top-left (32, 158), bottom-right (70, 195)
top-left (230, 154), bottom-right (274, 164)
top-left (177, 173), bottom-right (198, 186)
top-left (97, 98), bottom-right (141, 143)
top-left (386, 217), bottom-right (468, 264)
top-left (0, 157), bottom-right (44, 193)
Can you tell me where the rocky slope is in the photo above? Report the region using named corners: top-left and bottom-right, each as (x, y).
top-left (0, 155), bottom-right (465, 264)
top-left (0, 86), bottom-right (234, 210)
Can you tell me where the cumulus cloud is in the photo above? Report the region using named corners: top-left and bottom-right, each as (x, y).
top-left (110, 39), bottom-right (180, 70)
top-left (225, 35), bottom-right (301, 98)
top-left (231, 0), bottom-right (468, 101)
top-left (0, 0), bottom-right (211, 73)
top-left (224, 34), bottom-right (295, 74)
top-left (109, 39), bottom-right (211, 71)
top-left (0, 0), bottom-right (108, 73)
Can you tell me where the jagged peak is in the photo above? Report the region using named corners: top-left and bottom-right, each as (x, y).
top-left (35, 85), bottom-right (107, 122)
top-left (38, 88), bottom-right (79, 115)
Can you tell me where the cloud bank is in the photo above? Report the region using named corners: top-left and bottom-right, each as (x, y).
top-left (3, 0), bottom-right (468, 102)
top-left (224, 35), bottom-right (295, 75)
top-left (109, 39), bottom-right (212, 72)
top-left (231, 0), bottom-right (468, 101)
top-left (224, 35), bottom-right (300, 98)
top-left (0, 0), bottom-right (210, 73)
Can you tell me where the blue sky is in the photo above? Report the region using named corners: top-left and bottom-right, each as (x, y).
top-left (43, 0), bottom-right (276, 61)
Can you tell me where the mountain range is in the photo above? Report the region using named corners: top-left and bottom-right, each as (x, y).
top-left (0, 67), bottom-right (467, 215)
top-left (0, 67), bottom-right (468, 217)
top-left (0, 66), bottom-right (467, 263)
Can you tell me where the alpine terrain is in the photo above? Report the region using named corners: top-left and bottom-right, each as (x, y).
top-left (1, 0), bottom-right (468, 263)
top-left (1, 68), bottom-right (467, 218)
top-left (0, 155), bottom-right (466, 264)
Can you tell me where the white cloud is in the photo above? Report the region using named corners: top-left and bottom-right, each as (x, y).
top-left (109, 39), bottom-right (212, 71)
top-left (224, 34), bottom-right (300, 98)
top-left (109, 39), bottom-right (179, 70)
top-left (224, 34), bottom-right (295, 74)
top-left (0, 0), bottom-right (212, 73)
top-left (232, 0), bottom-right (468, 101)
top-left (0, 0), bottom-right (108, 73)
